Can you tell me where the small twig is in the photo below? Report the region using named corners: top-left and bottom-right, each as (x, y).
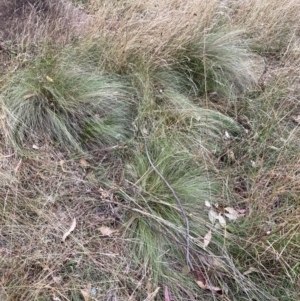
top-left (144, 141), bottom-right (194, 270)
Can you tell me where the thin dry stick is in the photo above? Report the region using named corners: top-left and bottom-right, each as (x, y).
top-left (144, 141), bottom-right (194, 270)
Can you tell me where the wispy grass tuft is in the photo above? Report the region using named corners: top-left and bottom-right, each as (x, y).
top-left (175, 30), bottom-right (257, 100)
top-left (121, 138), bottom-right (276, 300)
top-left (131, 67), bottom-right (242, 159)
top-left (1, 51), bottom-right (134, 153)
top-left (122, 139), bottom-right (217, 295)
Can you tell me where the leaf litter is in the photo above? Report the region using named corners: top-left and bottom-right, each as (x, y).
top-left (62, 218), bottom-right (76, 242)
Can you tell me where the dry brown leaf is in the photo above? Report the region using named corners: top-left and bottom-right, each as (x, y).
top-left (59, 160), bottom-right (67, 172)
top-left (228, 150), bottom-right (235, 161)
top-left (99, 226), bottom-right (118, 236)
top-left (62, 218), bottom-right (76, 242)
top-left (224, 207), bottom-right (244, 220)
top-left (224, 213), bottom-right (238, 221)
top-left (224, 207), bottom-right (239, 216)
top-left (208, 209), bottom-right (218, 224)
top-left (80, 290), bottom-right (90, 301)
top-left (218, 214), bottom-right (226, 227)
top-left (195, 267), bottom-right (206, 288)
top-left (80, 284), bottom-right (92, 301)
top-left (23, 93), bottom-right (36, 99)
top-left (203, 230), bottom-right (212, 249)
top-left (206, 284), bottom-right (222, 294)
top-left (80, 283), bottom-right (92, 301)
top-left (196, 280), bottom-right (206, 290)
top-left (211, 257), bottom-right (225, 270)
top-left (79, 158), bottom-right (89, 167)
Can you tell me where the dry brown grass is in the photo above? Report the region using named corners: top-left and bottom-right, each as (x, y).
top-left (0, 146), bottom-right (134, 301)
top-left (0, 0), bottom-right (91, 44)
top-left (228, 0), bottom-right (300, 53)
top-left (85, 0), bottom-right (219, 69)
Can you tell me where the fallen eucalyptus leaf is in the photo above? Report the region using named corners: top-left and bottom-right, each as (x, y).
top-left (208, 209), bottom-right (218, 224)
top-left (218, 214), bottom-right (226, 227)
top-left (228, 151), bottom-right (235, 160)
top-left (196, 280), bottom-right (206, 290)
top-left (80, 283), bottom-right (92, 301)
top-left (206, 284), bottom-right (222, 294)
top-left (146, 280), bottom-right (152, 295)
top-left (224, 207), bottom-right (239, 217)
top-left (59, 160), bottom-right (67, 172)
top-left (195, 267), bottom-right (206, 289)
top-left (203, 230), bottom-right (212, 249)
top-left (23, 93), bottom-right (36, 100)
top-left (79, 158), bottom-right (89, 167)
top-left (62, 218), bottom-right (76, 242)
top-left (99, 226), bottom-right (118, 236)
top-left (224, 213), bottom-right (238, 221)
top-left (205, 200), bottom-right (211, 208)
top-left (80, 289), bottom-right (90, 301)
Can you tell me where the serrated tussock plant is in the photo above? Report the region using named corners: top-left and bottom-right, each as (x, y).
top-left (122, 138), bottom-right (217, 285)
top-left (122, 138), bottom-right (275, 300)
top-left (1, 54), bottom-right (134, 152)
top-left (132, 68), bottom-right (242, 157)
top-left (175, 30), bottom-right (257, 100)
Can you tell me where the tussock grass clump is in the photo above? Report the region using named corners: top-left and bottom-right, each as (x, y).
top-left (121, 139), bottom-right (275, 300)
top-left (175, 30), bottom-right (257, 99)
top-left (133, 66), bottom-right (241, 150)
top-left (131, 67), bottom-right (242, 159)
top-left (123, 139), bottom-right (215, 295)
top-left (1, 52), bottom-right (134, 152)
